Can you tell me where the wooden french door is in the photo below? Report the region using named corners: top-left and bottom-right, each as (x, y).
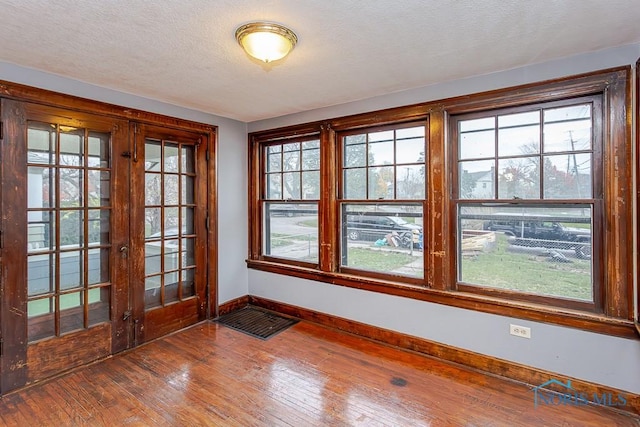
top-left (129, 124), bottom-right (208, 344)
top-left (0, 100), bottom-right (210, 393)
top-left (0, 100), bottom-right (130, 392)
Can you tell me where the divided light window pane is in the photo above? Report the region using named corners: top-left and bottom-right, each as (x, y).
top-left (342, 125), bottom-right (425, 201)
top-left (263, 202), bottom-right (319, 263)
top-left (263, 140), bottom-right (320, 201)
top-left (457, 103), bottom-right (593, 201)
top-left (457, 204), bottom-right (593, 302)
top-left (341, 204), bottom-right (423, 279)
top-left (497, 111), bottom-right (540, 157)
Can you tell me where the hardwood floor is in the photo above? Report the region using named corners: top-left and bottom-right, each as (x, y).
top-left (0, 316), bottom-right (637, 426)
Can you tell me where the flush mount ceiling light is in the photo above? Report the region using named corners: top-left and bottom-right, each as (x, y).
top-left (235, 22), bottom-right (298, 63)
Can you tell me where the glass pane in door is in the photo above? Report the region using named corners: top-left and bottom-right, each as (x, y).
top-left (144, 140), bottom-right (197, 309)
top-left (26, 123), bottom-right (112, 342)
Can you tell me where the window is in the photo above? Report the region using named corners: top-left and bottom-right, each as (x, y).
top-left (260, 137), bottom-right (320, 264)
top-left (248, 68), bottom-right (634, 337)
top-left (452, 98), bottom-right (600, 310)
top-left (338, 124), bottom-right (426, 281)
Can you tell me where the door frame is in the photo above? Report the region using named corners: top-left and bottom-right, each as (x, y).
top-left (0, 81), bottom-right (218, 393)
top-left (0, 99), bottom-right (28, 393)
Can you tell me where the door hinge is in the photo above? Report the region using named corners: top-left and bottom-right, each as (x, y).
top-left (132, 123), bottom-right (139, 162)
top-left (0, 230), bottom-right (4, 249)
top-left (0, 121), bottom-right (3, 140)
top-left (0, 338), bottom-right (3, 357)
top-left (206, 150), bottom-right (210, 161)
top-left (205, 213), bottom-right (209, 231)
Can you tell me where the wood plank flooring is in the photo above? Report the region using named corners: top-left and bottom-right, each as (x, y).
top-left (0, 317), bottom-right (638, 426)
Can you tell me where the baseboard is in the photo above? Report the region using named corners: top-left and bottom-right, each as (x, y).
top-left (218, 295), bottom-right (250, 317)
top-left (246, 295), bottom-right (640, 417)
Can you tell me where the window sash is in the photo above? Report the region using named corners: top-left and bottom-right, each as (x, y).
top-left (453, 98), bottom-right (600, 202)
top-left (456, 202), bottom-right (596, 308)
top-left (450, 96), bottom-right (603, 308)
top-left (338, 122), bottom-right (426, 201)
top-left (258, 136), bottom-right (321, 266)
top-left (339, 202), bottom-right (424, 282)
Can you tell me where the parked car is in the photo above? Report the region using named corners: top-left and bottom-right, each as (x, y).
top-left (483, 217), bottom-right (591, 259)
top-left (268, 204), bottom-right (317, 217)
top-left (345, 214), bottom-right (422, 247)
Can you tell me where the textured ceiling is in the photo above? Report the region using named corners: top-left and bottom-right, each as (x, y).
top-left (0, 0), bottom-right (639, 122)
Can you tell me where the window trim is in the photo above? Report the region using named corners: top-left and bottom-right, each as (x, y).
top-left (247, 66), bottom-right (636, 338)
top-left (636, 58), bottom-right (640, 335)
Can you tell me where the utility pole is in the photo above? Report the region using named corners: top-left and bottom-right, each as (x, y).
top-left (568, 131), bottom-right (581, 199)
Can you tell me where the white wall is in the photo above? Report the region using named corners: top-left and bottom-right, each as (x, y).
top-left (247, 43), bottom-right (640, 395)
top-left (0, 61), bottom-right (250, 304)
top-left (249, 43), bottom-right (640, 132)
top-left (216, 119), bottom-right (249, 303)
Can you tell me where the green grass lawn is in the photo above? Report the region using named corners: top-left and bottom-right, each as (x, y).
top-left (560, 222), bottom-right (591, 229)
top-left (345, 247), bottom-right (416, 272)
top-left (28, 288), bottom-right (102, 317)
top-left (461, 235), bottom-right (592, 300)
top-left (272, 227), bottom-right (592, 301)
top-left (270, 232), bottom-right (317, 248)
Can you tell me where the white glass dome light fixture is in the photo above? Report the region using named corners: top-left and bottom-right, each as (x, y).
top-left (235, 22), bottom-right (298, 63)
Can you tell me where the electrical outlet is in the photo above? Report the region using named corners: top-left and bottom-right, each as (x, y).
top-left (510, 324), bottom-right (531, 339)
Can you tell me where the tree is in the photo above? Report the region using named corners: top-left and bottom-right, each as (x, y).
top-left (282, 143), bottom-right (301, 199)
top-left (145, 149), bottom-right (181, 236)
top-left (343, 134), bottom-right (375, 199)
top-left (301, 141), bottom-right (320, 199)
top-left (498, 158), bottom-right (539, 199)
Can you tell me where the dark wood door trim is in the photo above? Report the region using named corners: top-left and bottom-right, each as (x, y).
top-left (129, 122), bottom-right (146, 344)
top-left (0, 99), bottom-right (28, 393)
top-left (206, 130), bottom-right (218, 319)
top-left (110, 120), bottom-right (132, 354)
top-left (636, 57), bottom-right (640, 337)
top-left (0, 80), bottom-right (214, 134)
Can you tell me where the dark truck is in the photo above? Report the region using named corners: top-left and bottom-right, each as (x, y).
top-left (345, 214), bottom-right (422, 248)
top-left (483, 217), bottom-right (591, 259)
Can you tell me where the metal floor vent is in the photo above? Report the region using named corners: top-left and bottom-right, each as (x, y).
top-left (215, 307), bottom-right (299, 340)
